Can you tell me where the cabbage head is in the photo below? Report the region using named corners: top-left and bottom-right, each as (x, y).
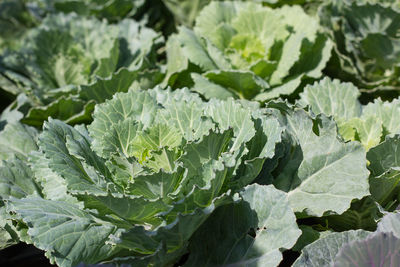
top-left (165, 1), bottom-right (332, 101)
top-left (0, 13), bottom-right (163, 126)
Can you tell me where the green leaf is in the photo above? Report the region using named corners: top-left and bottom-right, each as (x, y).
top-left (351, 116), bottom-right (382, 150)
top-left (164, 34), bottom-right (190, 86)
top-left (1, 12), bottom-right (163, 127)
top-left (155, 91), bottom-right (214, 142)
top-left (29, 151), bottom-right (79, 205)
top-left (175, 26), bottom-right (219, 71)
top-left (79, 193), bottom-right (168, 224)
top-left (80, 66), bottom-right (164, 104)
top-left (0, 207), bottom-right (18, 249)
top-left (292, 225), bottom-right (320, 252)
top-left (290, 33), bottom-right (333, 79)
top-left (299, 78), bottom-right (362, 120)
top-left (163, 0), bottom-right (212, 27)
top-left (186, 184), bottom-right (301, 267)
top-left (89, 90), bottom-right (159, 157)
top-left (367, 135), bottom-right (400, 208)
top-left (0, 157), bottom-right (41, 200)
top-left (269, 32), bottom-right (304, 85)
top-left (298, 78), bottom-right (400, 149)
top-left (80, 68), bottom-right (139, 102)
top-left (100, 120), bottom-right (144, 167)
top-left (203, 70), bottom-right (269, 100)
top-left (206, 98), bottom-right (255, 152)
top-left (0, 122), bottom-right (38, 160)
top-left (170, 157), bottom-right (230, 210)
top-left (8, 197), bottom-right (118, 267)
top-left (313, 196), bottom-right (380, 232)
top-left (377, 212), bottom-right (400, 238)
top-left (39, 119), bottom-right (114, 195)
top-left (231, 115), bottom-right (283, 189)
top-left (52, 0), bottom-right (139, 20)
top-left (254, 76), bottom-right (303, 101)
top-left (22, 96), bottom-right (91, 127)
top-left (191, 73), bottom-right (235, 100)
top-left (130, 123), bottom-right (182, 161)
top-left (94, 39), bottom-right (120, 78)
top-left (112, 193), bottom-right (233, 255)
top-left (293, 230), bottom-right (371, 267)
top-left (143, 148), bottom-right (180, 173)
top-left (333, 232), bottom-right (400, 267)
top-left (271, 109), bottom-right (370, 216)
top-left (180, 129), bottom-right (233, 176)
top-left (363, 98), bottom-right (400, 135)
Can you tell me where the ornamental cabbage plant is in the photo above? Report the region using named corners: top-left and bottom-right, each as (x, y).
top-left (299, 78), bottom-right (400, 226)
top-left (0, 13), bottom-right (163, 126)
top-left (0, 87), bottom-right (304, 266)
top-left (0, 86), bottom-right (373, 266)
top-left (319, 0), bottom-right (400, 91)
top-left (165, 1), bottom-right (332, 101)
top-left (0, 0), bottom-right (43, 52)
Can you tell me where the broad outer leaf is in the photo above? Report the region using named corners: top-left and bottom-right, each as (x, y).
top-left (191, 73), bottom-right (235, 100)
top-left (333, 232), bottom-right (400, 267)
top-left (7, 197), bottom-right (118, 267)
top-left (185, 184), bottom-right (301, 267)
top-left (296, 211), bottom-right (400, 267)
top-left (204, 70), bottom-right (269, 100)
top-left (276, 110), bottom-right (370, 216)
top-left (22, 96), bottom-right (92, 127)
top-left (174, 26), bottom-right (219, 71)
top-left (293, 230), bottom-right (370, 267)
top-left (79, 68), bottom-right (164, 103)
